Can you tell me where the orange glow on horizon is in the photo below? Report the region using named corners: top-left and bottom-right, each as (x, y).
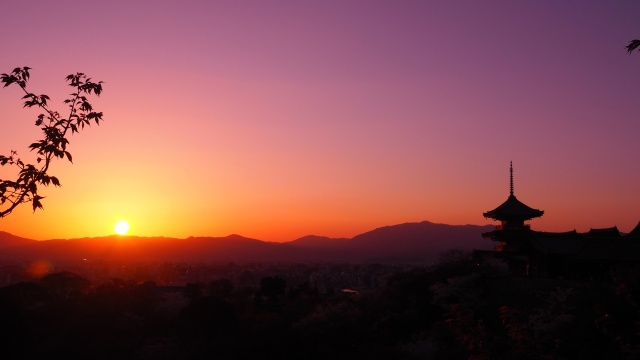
top-left (0, 2), bottom-right (639, 243)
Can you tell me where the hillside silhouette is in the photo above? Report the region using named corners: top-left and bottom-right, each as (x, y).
top-left (0, 221), bottom-right (494, 264)
top-left (0, 231), bottom-right (37, 248)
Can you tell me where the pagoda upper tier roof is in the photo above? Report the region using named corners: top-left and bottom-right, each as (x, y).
top-left (483, 194), bottom-right (544, 221)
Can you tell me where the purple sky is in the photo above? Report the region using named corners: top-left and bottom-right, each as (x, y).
top-left (0, 1), bottom-right (639, 241)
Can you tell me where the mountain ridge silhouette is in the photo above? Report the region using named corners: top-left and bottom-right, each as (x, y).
top-left (0, 221), bottom-right (495, 264)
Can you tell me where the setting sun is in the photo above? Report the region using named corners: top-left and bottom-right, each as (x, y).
top-left (114, 220), bottom-right (130, 235)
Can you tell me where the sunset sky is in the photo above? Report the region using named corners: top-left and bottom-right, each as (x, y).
top-left (1, 1), bottom-right (639, 242)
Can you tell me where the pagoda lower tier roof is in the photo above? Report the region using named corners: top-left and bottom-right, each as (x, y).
top-left (627, 221), bottom-right (640, 238)
top-left (483, 194), bottom-right (544, 221)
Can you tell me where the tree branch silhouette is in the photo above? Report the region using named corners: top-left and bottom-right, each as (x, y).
top-left (0, 67), bottom-right (104, 217)
top-left (626, 39), bottom-right (640, 54)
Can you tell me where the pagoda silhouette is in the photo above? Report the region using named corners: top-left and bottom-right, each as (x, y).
top-left (478, 162), bottom-right (640, 278)
top-left (482, 161), bottom-right (543, 250)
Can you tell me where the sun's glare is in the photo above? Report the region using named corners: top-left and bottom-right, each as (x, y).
top-left (114, 220), bottom-right (130, 235)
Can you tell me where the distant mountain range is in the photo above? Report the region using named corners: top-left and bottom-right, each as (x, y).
top-left (0, 221), bottom-right (495, 264)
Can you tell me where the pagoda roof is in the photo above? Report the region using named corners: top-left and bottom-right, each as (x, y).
top-left (483, 162), bottom-right (544, 221)
top-left (483, 194), bottom-right (544, 221)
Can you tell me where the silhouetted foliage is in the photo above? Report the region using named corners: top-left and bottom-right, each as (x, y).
top-left (627, 39), bottom-right (640, 54)
top-left (256, 275), bottom-right (287, 308)
top-left (184, 283), bottom-right (203, 300)
top-left (0, 67), bottom-right (104, 217)
top-left (180, 296), bottom-right (237, 337)
top-left (39, 271), bottom-right (90, 301)
top-left (1, 260), bottom-right (640, 359)
top-left (209, 277), bottom-right (234, 298)
top-left (0, 281), bottom-right (44, 356)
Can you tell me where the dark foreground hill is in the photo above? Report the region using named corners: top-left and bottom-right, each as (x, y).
top-left (0, 221), bottom-right (495, 264)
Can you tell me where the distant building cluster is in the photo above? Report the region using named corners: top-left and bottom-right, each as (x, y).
top-left (0, 258), bottom-right (405, 293)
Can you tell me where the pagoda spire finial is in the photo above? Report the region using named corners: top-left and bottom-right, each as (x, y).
top-left (510, 161), bottom-right (514, 196)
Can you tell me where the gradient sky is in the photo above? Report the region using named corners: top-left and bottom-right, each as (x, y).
top-left (0, 0), bottom-right (639, 242)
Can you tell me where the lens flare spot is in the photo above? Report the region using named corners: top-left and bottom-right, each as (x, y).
top-left (28, 260), bottom-right (52, 278)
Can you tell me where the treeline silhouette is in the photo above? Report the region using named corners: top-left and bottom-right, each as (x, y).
top-left (1, 253), bottom-right (639, 359)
